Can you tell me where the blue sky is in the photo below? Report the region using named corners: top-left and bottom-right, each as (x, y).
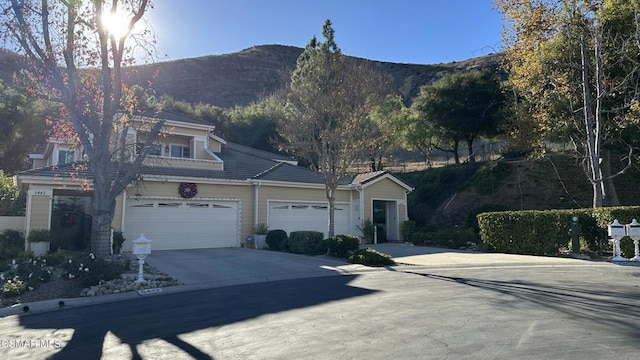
top-left (147, 0), bottom-right (503, 65)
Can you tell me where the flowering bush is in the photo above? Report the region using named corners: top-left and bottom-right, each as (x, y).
top-left (0, 257), bottom-right (53, 296)
top-left (62, 252), bottom-right (126, 287)
top-left (2, 279), bottom-right (26, 297)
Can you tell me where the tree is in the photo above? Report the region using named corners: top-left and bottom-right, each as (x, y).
top-left (1, 0), bottom-right (162, 257)
top-left (496, 0), bottom-right (640, 207)
top-left (279, 19), bottom-right (391, 237)
top-left (0, 74), bottom-right (55, 174)
top-left (364, 95), bottom-right (411, 171)
top-left (411, 70), bottom-right (505, 164)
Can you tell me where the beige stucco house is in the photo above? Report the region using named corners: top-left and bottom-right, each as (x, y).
top-left (16, 111), bottom-right (413, 252)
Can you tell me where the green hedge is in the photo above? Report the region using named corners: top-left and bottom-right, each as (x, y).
top-left (348, 248), bottom-right (395, 266)
top-left (477, 206), bottom-right (640, 255)
top-left (288, 231), bottom-right (325, 255)
top-left (266, 229), bottom-right (289, 251)
top-left (409, 229), bottom-right (478, 249)
top-left (327, 234), bottom-right (360, 258)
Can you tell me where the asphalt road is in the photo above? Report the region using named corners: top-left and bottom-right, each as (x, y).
top-left (0, 263), bottom-right (639, 359)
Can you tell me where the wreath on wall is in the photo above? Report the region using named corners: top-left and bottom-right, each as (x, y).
top-left (178, 182), bottom-right (198, 198)
top-left (60, 213), bottom-right (77, 228)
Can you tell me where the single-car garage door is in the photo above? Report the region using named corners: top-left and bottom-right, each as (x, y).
top-left (268, 201), bottom-right (351, 238)
top-left (123, 199), bottom-right (240, 251)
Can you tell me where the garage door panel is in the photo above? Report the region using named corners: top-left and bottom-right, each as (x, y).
top-left (123, 200), bottom-right (239, 251)
top-left (268, 202), bottom-right (350, 238)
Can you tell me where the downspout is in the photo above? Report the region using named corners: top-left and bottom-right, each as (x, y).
top-left (356, 185), bottom-right (364, 241)
top-left (253, 180), bottom-right (261, 235)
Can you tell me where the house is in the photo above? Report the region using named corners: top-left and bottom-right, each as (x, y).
top-left (15, 111), bottom-right (413, 252)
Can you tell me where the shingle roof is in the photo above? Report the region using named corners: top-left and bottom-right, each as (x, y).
top-left (18, 141), bottom-right (336, 186)
top-left (351, 171), bottom-right (387, 185)
top-left (134, 109), bottom-right (215, 127)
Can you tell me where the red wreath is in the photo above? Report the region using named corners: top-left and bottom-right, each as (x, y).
top-left (60, 213), bottom-right (77, 228)
top-left (178, 182), bottom-right (198, 198)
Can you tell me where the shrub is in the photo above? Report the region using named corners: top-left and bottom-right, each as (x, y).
top-left (27, 229), bottom-right (55, 243)
top-left (348, 248), bottom-right (395, 266)
top-left (266, 229), bottom-right (288, 251)
top-left (358, 219), bottom-right (375, 244)
top-left (43, 249), bottom-right (65, 266)
top-left (289, 231), bottom-right (324, 255)
top-left (112, 231), bottom-right (126, 254)
top-left (477, 206), bottom-right (640, 256)
top-left (0, 230), bottom-right (24, 260)
top-left (410, 231), bottom-right (435, 246)
top-left (327, 234), bottom-right (360, 258)
top-left (620, 236), bottom-right (636, 258)
top-left (409, 229), bottom-right (478, 249)
top-left (253, 223), bottom-right (269, 235)
top-left (2, 279), bottom-right (26, 297)
top-left (62, 252), bottom-right (127, 287)
top-left (401, 221), bottom-right (416, 242)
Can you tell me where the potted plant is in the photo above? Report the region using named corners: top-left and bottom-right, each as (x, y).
top-left (27, 229), bottom-right (55, 257)
top-left (253, 223), bottom-right (269, 249)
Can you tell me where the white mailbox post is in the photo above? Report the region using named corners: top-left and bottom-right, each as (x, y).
top-left (608, 220), bottom-right (627, 262)
top-left (626, 219), bottom-right (640, 262)
top-left (132, 234), bottom-right (152, 283)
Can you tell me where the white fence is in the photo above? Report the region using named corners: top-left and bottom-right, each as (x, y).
top-left (0, 216), bottom-right (26, 233)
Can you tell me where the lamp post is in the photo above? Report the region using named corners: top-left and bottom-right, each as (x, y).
top-left (626, 219), bottom-right (640, 262)
top-left (132, 234), bottom-right (152, 283)
top-left (608, 220), bottom-right (627, 262)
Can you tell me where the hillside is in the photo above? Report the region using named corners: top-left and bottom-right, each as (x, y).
top-left (398, 153), bottom-right (640, 231)
top-left (1, 44), bottom-right (501, 108)
top-left (124, 44), bottom-right (502, 107)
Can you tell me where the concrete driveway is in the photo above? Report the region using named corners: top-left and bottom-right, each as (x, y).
top-left (365, 243), bottom-right (606, 267)
top-left (145, 244), bottom-right (618, 290)
top-left (144, 248), bottom-right (356, 288)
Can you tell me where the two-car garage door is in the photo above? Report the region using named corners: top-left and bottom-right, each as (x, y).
top-left (123, 199), bottom-right (240, 251)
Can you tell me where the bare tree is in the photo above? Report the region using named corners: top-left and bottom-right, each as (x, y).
top-left (1, 0), bottom-right (164, 257)
top-left (496, 0), bottom-right (640, 207)
top-left (279, 19), bottom-right (391, 237)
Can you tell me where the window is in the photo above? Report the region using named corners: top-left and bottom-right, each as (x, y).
top-left (170, 144), bottom-right (191, 158)
top-left (136, 143), bottom-right (162, 156)
top-left (58, 150), bottom-right (75, 164)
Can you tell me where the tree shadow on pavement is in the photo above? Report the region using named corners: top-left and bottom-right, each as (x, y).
top-left (13, 275), bottom-right (375, 359)
top-left (404, 271), bottom-right (640, 343)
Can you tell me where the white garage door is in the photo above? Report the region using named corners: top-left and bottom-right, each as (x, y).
top-left (123, 199), bottom-right (239, 251)
top-left (268, 201), bottom-right (351, 238)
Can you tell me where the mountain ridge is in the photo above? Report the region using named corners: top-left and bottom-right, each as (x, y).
top-left (0, 44), bottom-right (502, 108)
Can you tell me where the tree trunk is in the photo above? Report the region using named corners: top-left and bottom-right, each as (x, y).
top-left (467, 137), bottom-right (475, 164)
top-left (580, 34), bottom-right (604, 208)
top-left (326, 186), bottom-right (336, 238)
top-left (601, 149), bottom-right (620, 206)
top-left (453, 140), bottom-right (460, 164)
top-left (90, 167), bottom-right (117, 257)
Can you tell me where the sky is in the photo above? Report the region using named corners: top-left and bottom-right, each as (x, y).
top-left (146, 0), bottom-right (504, 65)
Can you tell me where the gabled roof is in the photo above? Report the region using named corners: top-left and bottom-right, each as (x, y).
top-left (351, 171), bottom-right (413, 192)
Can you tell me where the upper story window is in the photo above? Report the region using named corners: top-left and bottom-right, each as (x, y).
top-left (136, 143), bottom-right (162, 156)
top-left (170, 144), bottom-right (191, 159)
top-left (58, 150), bottom-right (75, 164)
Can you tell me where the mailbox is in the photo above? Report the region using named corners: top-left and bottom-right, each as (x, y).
top-left (608, 220), bottom-right (627, 262)
top-left (132, 234), bottom-right (152, 283)
top-left (132, 234), bottom-right (152, 258)
top-left (608, 219), bottom-right (626, 238)
top-left (626, 219), bottom-right (640, 240)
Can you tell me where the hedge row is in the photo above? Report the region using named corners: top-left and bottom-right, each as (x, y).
top-left (476, 206), bottom-right (640, 255)
top-left (264, 230), bottom-right (394, 265)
